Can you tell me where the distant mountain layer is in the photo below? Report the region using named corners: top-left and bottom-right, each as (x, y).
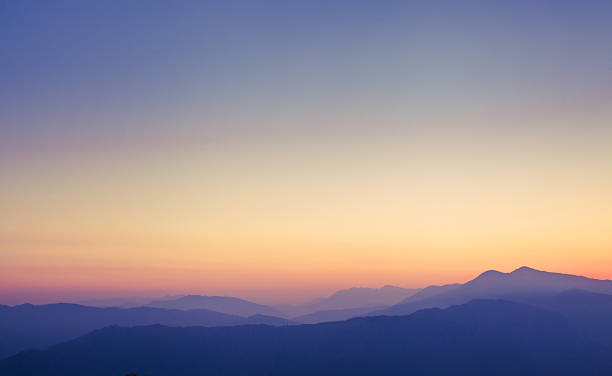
top-left (278, 285), bottom-right (419, 317)
top-left (396, 283), bottom-right (462, 304)
top-left (0, 303), bottom-right (293, 359)
top-left (3, 299), bottom-right (612, 375)
top-left (374, 266), bottom-right (612, 316)
top-left (4, 266), bottom-right (612, 364)
top-left (77, 295), bottom-right (184, 308)
top-left (146, 295), bottom-right (282, 317)
top-left (293, 306), bottom-right (386, 324)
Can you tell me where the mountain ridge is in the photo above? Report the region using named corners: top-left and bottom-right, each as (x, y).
top-left (3, 298), bottom-right (611, 375)
top-left (277, 285), bottom-right (419, 317)
top-left (0, 302), bottom-right (293, 359)
top-left (145, 295), bottom-right (282, 317)
top-left (374, 266), bottom-right (612, 316)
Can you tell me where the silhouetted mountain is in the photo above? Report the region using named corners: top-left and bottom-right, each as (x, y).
top-left (519, 289), bottom-right (612, 317)
top-left (375, 266), bottom-right (612, 316)
top-left (466, 266), bottom-right (612, 295)
top-left (146, 295), bottom-right (282, 317)
top-left (293, 306), bottom-right (385, 324)
top-left (2, 299), bottom-right (611, 375)
top-left (523, 289), bottom-right (612, 347)
top-left (278, 286), bottom-right (419, 317)
top-left (0, 303), bottom-right (292, 359)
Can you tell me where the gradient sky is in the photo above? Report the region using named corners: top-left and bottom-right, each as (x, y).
top-left (2, 0), bottom-right (612, 305)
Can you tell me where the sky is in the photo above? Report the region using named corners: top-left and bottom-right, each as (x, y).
top-left (1, 0), bottom-right (611, 305)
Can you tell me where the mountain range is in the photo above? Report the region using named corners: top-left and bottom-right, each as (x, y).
top-left (373, 266), bottom-right (612, 316)
top-left (145, 295), bottom-right (283, 317)
top-left (77, 295), bottom-right (183, 308)
top-left (275, 285), bottom-right (419, 318)
top-left (140, 285), bottom-right (419, 322)
top-left (3, 298), bottom-right (612, 375)
top-left (3, 265), bottom-right (612, 372)
top-left (0, 303), bottom-right (293, 359)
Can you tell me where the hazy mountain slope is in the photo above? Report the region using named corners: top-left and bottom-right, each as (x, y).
top-left (375, 266), bottom-right (612, 316)
top-left (396, 283), bottom-right (461, 304)
top-left (75, 298), bottom-right (150, 308)
top-left (77, 295), bottom-right (183, 308)
top-left (293, 306), bottom-right (386, 324)
top-left (146, 295), bottom-right (282, 317)
top-left (321, 286), bottom-right (419, 307)
top-left (279, 286), bottom-right (419, 317)
top-left (0, 303), bottom-right (291, 359)
top-left (2, 300), bottom-right (610, 375)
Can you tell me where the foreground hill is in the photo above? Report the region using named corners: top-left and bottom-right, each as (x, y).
top-left (146, 295), bottom-right (283, 317)
top-left (375, 266), bottom-right (612, 316)
top-left (0, 303), bottom-right (293, 359)
top-left (525, 289), bottom-right (612, 347)
top-left (2, 299), bottom-right (611, 375)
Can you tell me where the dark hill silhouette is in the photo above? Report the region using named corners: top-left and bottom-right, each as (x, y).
top-left (521, 289), bottom-right (612, 347)
top-left (2, 299), bottom-right (610, 375)
top-left (146, 295), bottom-right (282, 317)
top-left (514, 289), bottom-right (612, 319)
top-left (375, 266), bottom-right (612, 316)
top-left (0, 303), bottom-right (293, 359)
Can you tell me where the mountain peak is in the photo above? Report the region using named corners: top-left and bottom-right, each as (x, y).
top-left (476, 269), bottom-right (504, 278)
top-left (511, 266), bottom-right (540, 274)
